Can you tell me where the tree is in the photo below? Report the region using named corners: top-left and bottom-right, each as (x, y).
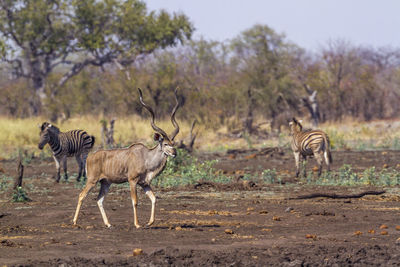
top-left (230, 24), bottom-right (300, 133)
top-left (0, 0), bottom-right (193, 115)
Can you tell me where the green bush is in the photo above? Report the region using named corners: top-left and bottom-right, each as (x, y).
top-left (12, 186), bottom-right (31, 202)
top-left (154, 149), bottom-right (230, 188)
top-left (261, 169), bottom-right (278, 184)
top-left (308, 164), bottom-right (400, 186)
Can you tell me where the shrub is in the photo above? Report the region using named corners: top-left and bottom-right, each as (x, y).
top-left (154, 149), bottom-right (230, 188)
top-left (12, 186), bottom-right (31, 202)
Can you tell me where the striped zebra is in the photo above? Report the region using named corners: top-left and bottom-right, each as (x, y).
top-left (38, 122), bottom-right (95, 182)
top-left (289, 118), bottom-right (332, 177)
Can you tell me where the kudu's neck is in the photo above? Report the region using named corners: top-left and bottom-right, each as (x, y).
top-left (145, 144), bottom-right (168, 171)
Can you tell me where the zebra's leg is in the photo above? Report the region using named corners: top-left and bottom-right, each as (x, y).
top-left (73, 179), bottom-right (96, 225)
top-left (62, 155), bottom-right (68, 181)
top-left (293, 152), bottom-right (301, 178)
top-left (302, 154), bottom-right (307, 178)
top-left (324, 150), bottom-right (331, 172)
top-left (53, 155), bottom-right (61, 183)
top-left (97, 180), bottom-right (112, 228)
top-left (81, 152), bottom-right (88, 178)
top-left (75, 154), bottom-right (83, 182)
top-left (314, 152), bottom-right (324, 177)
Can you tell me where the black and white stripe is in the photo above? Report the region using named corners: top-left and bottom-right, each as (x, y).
top-left (38, 122), bottom-right (95, 182)
top-left (289, 118), bottom-right (332, 177)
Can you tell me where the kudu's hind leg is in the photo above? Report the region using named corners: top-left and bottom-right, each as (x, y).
top-left (97, 180), bottom-right (112, 228)
top-left (73, 180), bottom-right (96, 225)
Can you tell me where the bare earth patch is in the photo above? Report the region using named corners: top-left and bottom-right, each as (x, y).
top-left (1, 149), bottom-right (400, 266)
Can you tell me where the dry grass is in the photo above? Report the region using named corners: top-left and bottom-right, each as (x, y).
top-left (0, 116), bottom-right (399, 159)
top-left (0, 115), bottom-right (196, 159)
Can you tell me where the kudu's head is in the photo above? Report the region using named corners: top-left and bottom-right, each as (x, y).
top-left (38, 122), bottom-right (60, 150)
top-left (288, 117), bottom-right (303, 134)
top-left (138, 88), bottom-right (180, 158)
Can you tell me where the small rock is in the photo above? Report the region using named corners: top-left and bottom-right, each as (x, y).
top-left (272, 216), bottom-right (281, 221)
top-left (259, 210), bottom-right (268, 214)
top-left (395, 225), bottom-right (400, 231)
top-left (383, 163), bottom-right (389, 169)
top-left (396, 237), bottom-right (400, 245)
top-left (133, 248), bottom-right (143, 256)
top-left (381, 231), bottom-right (389, 235)
top-left (175, 226), bottom-right (182, 231)
top-left (354, 231), bottom-right (362, 236)
top-left (224, 229), bottom-right (234, 234)
top-left (312, 166), bottom-right (319, 172)
top-left (380, 224), bottom-right (388, 229)
top-left (285, 207), bottom-right (294, 213)
top-left (305, 234), bottom-right (317, 239)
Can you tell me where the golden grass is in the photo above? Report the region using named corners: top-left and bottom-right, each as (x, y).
top-left (0, 116), bottom-right (400, 159)
top-left (0, 115), bottom-right (208, 159)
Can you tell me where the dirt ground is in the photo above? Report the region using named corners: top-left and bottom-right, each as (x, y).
top-left (1, 149), bottom-right (400, 266)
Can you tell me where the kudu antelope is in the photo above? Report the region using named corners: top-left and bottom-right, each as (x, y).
top-left (73, 88), bottom-right (180, 228)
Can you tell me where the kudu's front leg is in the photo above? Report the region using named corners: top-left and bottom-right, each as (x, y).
top-left (128, 179), bottom-right (140, 228)
top-left (142, 185), bottom-right (156, 226)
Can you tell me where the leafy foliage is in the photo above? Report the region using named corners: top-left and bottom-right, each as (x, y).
top-left (0, 0), bottom-right (193, 115)
top-left (153, 149), bottom-right (230, 188)
top-left (12, 186), bottom-right (31, 202)
top-left (303, 165), bottom-right (400, 186)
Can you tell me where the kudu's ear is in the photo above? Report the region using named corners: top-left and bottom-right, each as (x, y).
top-left (153, 133), bottom-right (163, 142)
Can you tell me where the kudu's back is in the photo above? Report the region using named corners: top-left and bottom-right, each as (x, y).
top-left (86, 144), bottom-right (148, 184)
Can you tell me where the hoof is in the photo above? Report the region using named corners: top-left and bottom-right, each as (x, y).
top-left (135, 225), bottom-right (141, 229)
top-left (106, 224), bottom-right (112, 228)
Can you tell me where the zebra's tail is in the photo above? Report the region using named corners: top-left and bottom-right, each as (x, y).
top-left (89, 135), bottom-right (96, 148)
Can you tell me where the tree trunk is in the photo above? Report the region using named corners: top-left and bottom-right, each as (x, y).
top-left (13, 157), bottom-right (24, 190)
top-left (243, 88), bottom-right (255, 134)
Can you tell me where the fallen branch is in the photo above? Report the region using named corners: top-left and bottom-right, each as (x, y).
top-left (288, 190), bottom-right (386, 200)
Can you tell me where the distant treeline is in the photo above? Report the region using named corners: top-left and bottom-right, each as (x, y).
top-left (2, 24), bottom-right (400, 132)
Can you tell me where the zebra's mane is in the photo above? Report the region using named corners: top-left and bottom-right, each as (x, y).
top-left (41, 122), bottom-right (60, 134)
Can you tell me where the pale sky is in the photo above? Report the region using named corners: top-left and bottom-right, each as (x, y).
top-left (146, 0), bottom-right (400, 51)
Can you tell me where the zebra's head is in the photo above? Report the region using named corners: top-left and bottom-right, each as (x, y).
top-left (38, 122), bottom-right (60, 150)
top-left (289, 118), bottom-right (303, 134)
